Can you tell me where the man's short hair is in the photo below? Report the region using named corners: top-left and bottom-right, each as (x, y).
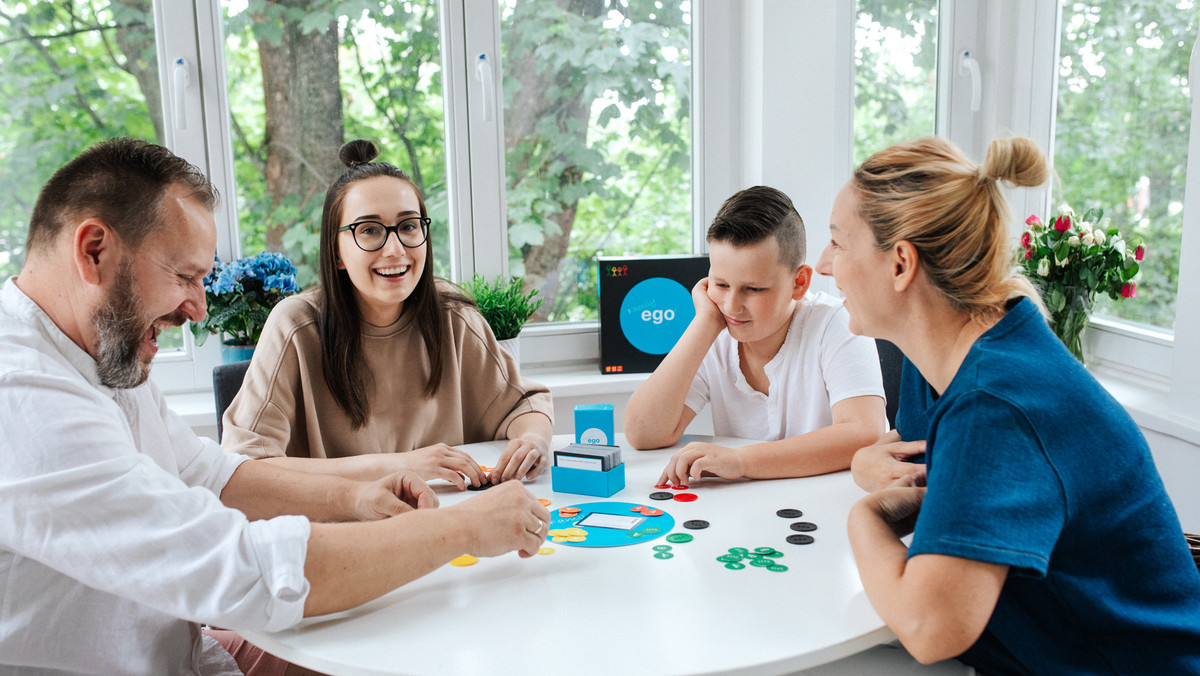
top-left (25, 138), bottom-right (218, 254)
top-left (707, 186), bottom-right (806, 268)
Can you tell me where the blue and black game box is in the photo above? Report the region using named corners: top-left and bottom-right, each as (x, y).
top-left (598, 255), bottom-right (709, 374)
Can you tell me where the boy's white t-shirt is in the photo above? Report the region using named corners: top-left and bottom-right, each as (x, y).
top-left (684, 291), bottom-right (884, 441)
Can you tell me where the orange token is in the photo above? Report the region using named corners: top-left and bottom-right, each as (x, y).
top-left (630, 505), bottom-right (648, 513)
top-left (558, 507), bottom-right (580, 517)
top-left (479, 465), bottom-right (493, 472)
top-left (641, 508), bottom-right (664, 516)
top-left (538, 498), bottom-right (552, 507)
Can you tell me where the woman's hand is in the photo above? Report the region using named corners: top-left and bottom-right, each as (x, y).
top-left (857, 473), bottom-right (927, 538)
top-left (851, 436), bottom-right (927, 492)
top-left (490, 437), bottom-right (547, 483)
top-left (397, 443), bottom-right (486, 490)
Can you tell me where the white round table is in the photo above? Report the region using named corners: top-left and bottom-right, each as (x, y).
top-left (241, 434), bottom-right (893, 675)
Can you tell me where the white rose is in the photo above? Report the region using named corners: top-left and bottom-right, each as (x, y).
top-left (1068, 235), bottom-right (1080, 247)
top-left (1038, 258), bottom-right (1051, 276)
top-left (1094, 229), bottom-right (1107, 245)
top-left (1113, 239), bottom-right (1126, 257)
top-left (1057, 255), bottom-right (1070, 267)
top-left (1082, 231), bottom-right (1095, 246)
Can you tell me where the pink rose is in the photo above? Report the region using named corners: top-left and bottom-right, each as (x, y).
top-left (1020, 232), bottom-right (1031, 250)
top-left (1053, 215), bottom-right (1071, 233)
top-left (1121, 281), bottom-right (1137, 298)
top-left (1025, 215), bottom-right (1042, 227)
top-left (1024, 248), bottom-right (1033, 259)
top-left (1135, 244), bottom-right (1145, 261)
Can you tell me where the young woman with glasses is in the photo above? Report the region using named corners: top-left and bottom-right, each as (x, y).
top-left (222, 140), bottom-right (553, 488)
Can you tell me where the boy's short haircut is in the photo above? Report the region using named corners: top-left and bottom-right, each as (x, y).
top-left (707, 186), bottom-right (806, 269)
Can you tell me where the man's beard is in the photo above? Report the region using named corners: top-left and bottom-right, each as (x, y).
top-left (93, 260), bottom-right (186, 389)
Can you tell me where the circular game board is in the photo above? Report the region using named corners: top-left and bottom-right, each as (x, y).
top-left (546, 501), bottom-right (675, 547)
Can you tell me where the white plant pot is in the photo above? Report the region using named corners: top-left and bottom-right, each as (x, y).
top-left (497, 336), bottom-right (520, 365)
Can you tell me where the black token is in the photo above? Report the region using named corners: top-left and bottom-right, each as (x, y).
top-left (649, 492), bottom-right (674, 501)
top-left (466, 482), bottom-right (494, 491)
top-left (786, 534), bottom-right (815, 545)
top-left (683, 520), bottom-right (710, 530)
top-left (789, 521), bottom-right (818, 532)
top-left (776, 508), bottom-right (803, 519)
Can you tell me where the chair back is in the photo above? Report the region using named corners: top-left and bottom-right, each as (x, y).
top-left (212, 360), bottom-right (252, 442)
top-left (875, 338), bottom-right (903, 430)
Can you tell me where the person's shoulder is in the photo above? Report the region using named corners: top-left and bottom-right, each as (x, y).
top-left (791, 291), bottom-right (855, 339)
top-left (267, 290), bottom-right (322, 329)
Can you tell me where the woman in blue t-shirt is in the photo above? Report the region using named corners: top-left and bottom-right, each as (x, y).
top-left (815, 136), bottom-right (1200, 675)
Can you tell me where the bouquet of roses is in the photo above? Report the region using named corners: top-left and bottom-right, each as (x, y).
top-left (190, 251), bottom-right (301, 347)
top-left (1018, 206), bottom-right (1143, 360)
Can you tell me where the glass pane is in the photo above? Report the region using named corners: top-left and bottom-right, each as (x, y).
top-left (222, 0), bottom-right (449, 288)
top-left (853, 1), bottom-right (939, 167)
top-left (0, 0), bottom-right (184, 350)
top-left (1055, 1), bottom-right (1195, 331)
top-left (499, 0), bottom-right (692, 323)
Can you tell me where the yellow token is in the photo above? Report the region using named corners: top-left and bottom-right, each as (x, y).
top-left (565, 528), bottom-right (587, 536)
top-left (552, 536), bottom-right (568, 543)
top-left (449, 554), bottom-right (478, 567)
top-left (547, 529), bottom-right (567, 537)
top-left (566, 536), bottom-right (586, 542)
top-left (538, 547), bottom-right (556, 555)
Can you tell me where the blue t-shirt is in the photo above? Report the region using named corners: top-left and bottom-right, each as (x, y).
top-left (901, 297), bottom-right (1200, 675)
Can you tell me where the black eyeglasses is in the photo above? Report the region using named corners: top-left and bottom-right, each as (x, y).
top-left (338, 217), bottom-right (430, 251)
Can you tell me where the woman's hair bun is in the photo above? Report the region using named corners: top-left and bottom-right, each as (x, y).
top-left (339, 139), bottom-right (380, 167)
top-left (981, 137), bottom-right (1048, 188)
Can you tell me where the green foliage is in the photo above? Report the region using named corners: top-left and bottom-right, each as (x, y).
top-left (1055, 1), bottom-right (1196, 330)
top-left (459, 274), bottom-right (543, 341)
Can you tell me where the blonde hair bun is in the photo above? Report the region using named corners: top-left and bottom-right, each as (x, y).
top-left (982, 137), bottom-right (1049, 188)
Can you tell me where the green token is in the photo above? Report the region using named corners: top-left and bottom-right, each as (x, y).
top-left (654, 551), bottom-right (674, 559)
top-left (653, 545), bottom-right (672, 552)
top-left (729, 547), bottom-right (749, 555)
top-left (642, 527), bottom-right (662, 534)
top-left (626, 531), bottom-right (645, 538)
top-left (750, 558), bottom-right (774, 567)
top-left (665, 533), bottom-right (694, 544)
top-left (754, 546), bottom-right (775, 554)
top-left (767, 564), bottom-right (788, 572)
top-left (766, 551), bottom-right (784, 558)
top-left (724, 561), bottom-right (746, 570)
top-left (716, 554), bottom-right (741, 563)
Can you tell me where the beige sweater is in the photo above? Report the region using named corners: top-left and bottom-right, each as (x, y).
top-left (222, 292), bottom-right (553, 459)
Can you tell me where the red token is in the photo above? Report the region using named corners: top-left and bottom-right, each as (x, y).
top-left (641, 508), bottom-right (664, 516)
top-left (654, 484), bottom-right (670, 489)
top-left (673, 493), bottom-right (698, 502)
top-left (631, 506), bottom-right (648, 513)
top-left (670, 484), bottom-right (689, 490)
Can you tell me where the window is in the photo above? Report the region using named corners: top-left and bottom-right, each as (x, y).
top-left (497, 0), bottom-right (693, 322)
top-left (1054, 0), bottom-right (1196, 332)
top-left (0, 0), bottom-right (188, 351)
top-left (853, 1), bottom-right (939, 165)
top-left (220, 0), bottom-right (451, 287)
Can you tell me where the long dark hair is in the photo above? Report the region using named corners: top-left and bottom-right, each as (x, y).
top-left (317, 139), bottom-right (457, 428)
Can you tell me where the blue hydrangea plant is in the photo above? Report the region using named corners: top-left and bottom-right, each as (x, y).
top-left (190, 251), bottom-right (301, 346)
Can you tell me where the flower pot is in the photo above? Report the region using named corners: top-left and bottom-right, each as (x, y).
top-left (497, 337), bottom-right (520, 365)
top-left (221, 341), bottom-right (256, 364)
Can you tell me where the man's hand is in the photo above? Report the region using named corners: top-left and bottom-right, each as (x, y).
top-left (445, 481), bottom-right (551, 558)
top-left (857, 473), bottom-right (926, 538)
top-left (658, 442), bottom-right (745, 486)
top-left (851, 435), bottom-right (927, 492)
top-left (349, 470), bottom-right (439, 521)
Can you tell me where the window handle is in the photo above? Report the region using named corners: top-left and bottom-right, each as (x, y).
top-left (958, 50), bottom-right (981, 113)
top-left (173, 57), bottom-right (190, 130)
top-left (476, 53), bottom-right (495, 122)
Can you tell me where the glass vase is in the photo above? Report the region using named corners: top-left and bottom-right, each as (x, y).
top-left (1046, 287), bottom-right (1093, 363)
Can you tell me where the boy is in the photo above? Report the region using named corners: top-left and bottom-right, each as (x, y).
top-left (624, 186), bottom-right (886, 485)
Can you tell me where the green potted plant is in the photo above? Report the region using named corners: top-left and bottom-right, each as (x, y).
top-left (191, 251), bottom-right (301, 363)
top-left (460, 274), bottom-right (542, 364)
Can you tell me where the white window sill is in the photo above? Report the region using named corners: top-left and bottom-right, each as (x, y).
top-left (1089, 366), bottom-right (1200, 447)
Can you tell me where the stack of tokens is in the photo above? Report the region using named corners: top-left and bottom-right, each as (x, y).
top-left (715, 546), bottom-right (787, 572)
top-left (548, 527), bottom-right (589, 543)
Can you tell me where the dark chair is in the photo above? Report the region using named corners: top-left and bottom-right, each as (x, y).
top-left (212, 359), bottom-right (252, 442)
top-left (875, 338), bottom-right (904, 430)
